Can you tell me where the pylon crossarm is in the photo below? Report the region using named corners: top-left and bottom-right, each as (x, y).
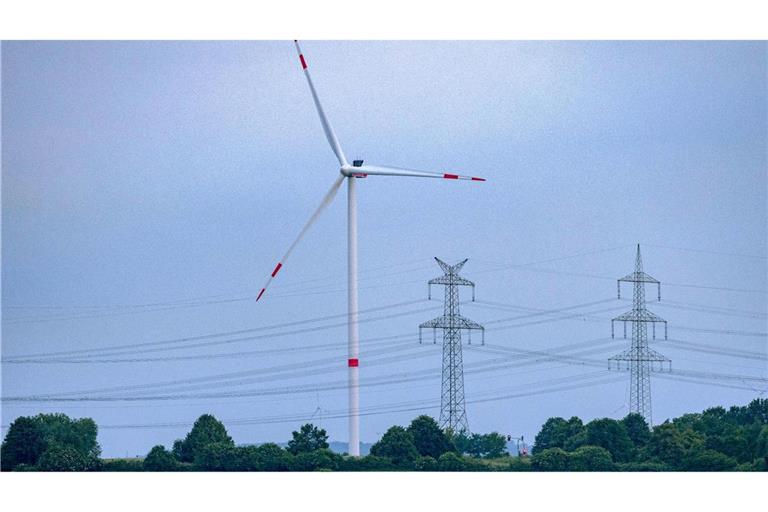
top-left (612, 309), bottom-right (667, 324)
top-left (429, 275), bottom-right (476, 287)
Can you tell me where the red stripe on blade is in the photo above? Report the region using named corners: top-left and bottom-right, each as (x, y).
top-left (348, 358), bottom-right (359, 367)
top-left (256, 288), bottom-right (266, 301)
top-left (471, 177), bottom-right (486, 181)
top-left (443, 173), bottom-right (459, 180)
top-left (299, 54), bottom-right (307, 69)
top-left (271, 262), bottom-right (283, 277)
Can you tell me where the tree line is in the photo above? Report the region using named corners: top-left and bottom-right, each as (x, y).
top-left (2, 399), bottom-right (767, 471)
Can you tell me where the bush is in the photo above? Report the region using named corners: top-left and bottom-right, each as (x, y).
top-left (290, 449), bottom-right (342, 471)
top-left (683, 449), bottom-right (738, 471)
top-left (143, 445), bottom-right (179, 471)
top-left (437, 452), bottom-right (466, 471)
top-left (11, 463), bottom-right (39, 472)
top-left (568, 446), bottom-right (615, 471)
top-left (531, 448), bottom-right (569, 471)
top-left (100, 459), bottom-right (144, 472)
top-left (414, 456), bottom-right (438, 471)
top-left (614, 461), bottom-right (670, 472)
top-left (339, 455), bottom-right (398, 471)
top-left (506, 457), bottom-right (533, 472)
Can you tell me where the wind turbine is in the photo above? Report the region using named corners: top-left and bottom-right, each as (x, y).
top-left (256, 41), bottom-right (486, 456)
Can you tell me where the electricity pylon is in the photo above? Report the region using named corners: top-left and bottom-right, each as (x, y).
top-left (609, 244), bottom-right (671, 425)
top-left (419, 258), bottom-right (484, 433)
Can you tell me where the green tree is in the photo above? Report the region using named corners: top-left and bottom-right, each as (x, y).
top-left (254, 443), bottom-right (293, 471)
top-left (568, 446), bottom-right (615, 471)
top-left (531, 447), bottom-right (570, 471)
top-left (1, 413), bottom-right (100, 471)
top-left (584, 418), bottom-right (635, 462)
top-left (177, 414), bottom-right (234, 463)
top-left (756, 425), bottom-right (768, 462)
top-left (37, 445), bottom-right (90, 471)
top-left (451, 431), bottom-right (472, 455)
top-left (287, 423), bottom-right (329, 455)
top-left (478, 433), bottom-right (508, 458)
top-left (34, 413), bottom-right (100, 461)
top-left (407, 415), bottom-right (454, 459)
top-left (645, 423), bottom-right (705, 468)
top-left (143, 445), bottom-right (179, 471)
top-left (194, 442), bottom-right (238, 471)
top-left (370, 426), bottom-right (419, 467)
top-left (172, 439), bottom-right (184, 460)
top-left (532, 416), bottom-right (584, 454)
top-left (1, 416), bottom-right (47, 471)
top-left (622, 413), bottom-right (651, 447)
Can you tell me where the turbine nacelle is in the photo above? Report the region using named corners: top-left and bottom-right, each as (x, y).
top-left (341, 160), bottom-right (367, 178)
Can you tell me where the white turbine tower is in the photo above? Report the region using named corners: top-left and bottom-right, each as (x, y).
top-left (256, 41), bottom-right (486, 456)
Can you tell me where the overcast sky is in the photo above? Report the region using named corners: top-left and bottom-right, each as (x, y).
top-left (2, 41), bottom-right (766, 457)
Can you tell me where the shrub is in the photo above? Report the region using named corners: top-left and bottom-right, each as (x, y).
top-left (568, 446), bottom-right (615, 471)
top-left (614, 461), bottom-right (670, 472)
top-left (531, 448), bottom-right (569, 471)
top-left (339, 455), bottom-right (397, 471)
top-left (290, 449), bottom-right (342, 471)
top-left (100, 459), bottom-right (145, 472)
top-left (437, 452), bottom-right (466, 471)
top-left (414, 456), bottom-right (438, 471)
top-left (506, 457), bottom-right (533, 472)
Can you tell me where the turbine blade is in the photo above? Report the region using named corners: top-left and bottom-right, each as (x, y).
top-left (355, 164), bottom-right (485, 182)
top-left (257, 175), bottom-right (345, 302)
top-left (294, 40), bottom-right (348, 166)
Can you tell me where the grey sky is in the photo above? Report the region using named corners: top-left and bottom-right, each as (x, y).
top-left (2, 41), bottom-right (766, 457)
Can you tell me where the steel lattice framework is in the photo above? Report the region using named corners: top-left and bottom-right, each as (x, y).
top-left (609, 245), bottom-right (671, 425)
top-left (419, 258), bottom-right (484, 433)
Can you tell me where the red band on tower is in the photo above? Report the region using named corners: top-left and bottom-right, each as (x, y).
top-left (256, 288), bottom-right (266, 301)
top-left (299, 54), bottom-right (307, 69)
top-left (348, 358), bottom-right (359, 367)
top-left (471, 177), bottom-right (486, 181)
top-left (271, 262), bottom-right (283, 277)
top-left (443, 173), bottom-right (459, 180)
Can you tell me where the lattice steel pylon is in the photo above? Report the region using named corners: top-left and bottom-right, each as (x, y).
top-left (608, 244), bottom-right (671, 425)
top-left (419, 257), bottom-right (484, 433)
